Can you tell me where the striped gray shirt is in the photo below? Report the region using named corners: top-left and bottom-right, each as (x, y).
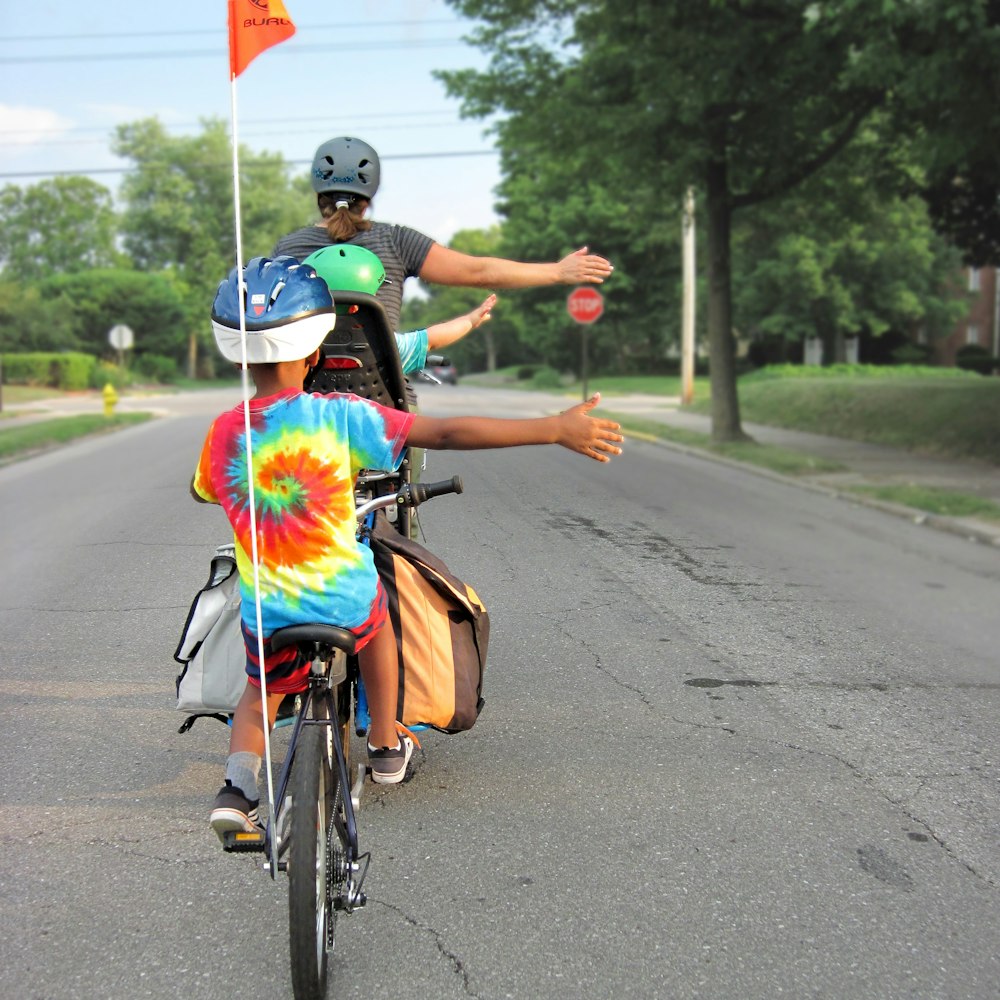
top-left (273, 222), bottom-right (435, 330)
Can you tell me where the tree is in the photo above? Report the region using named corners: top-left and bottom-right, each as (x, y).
top-left (38, 269), bottom-right (189, 364)
top-left (402, 226), bottom-right (526, 372)
top-left (885, 0), bottom-right (1000, 267)
top-left (0, 176), bottom-right (120, 281)
top-left (113, 118), bottom-right (308, 375)
top-left (440, 0), bottom-right (1000, 440)
top-left (0, 280), bottom-right (77, 353)
top-left (734, 137), bottom-right (967, 363)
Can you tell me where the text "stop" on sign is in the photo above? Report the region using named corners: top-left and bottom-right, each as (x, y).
top-left (566, 287), bottom-right (604, 324)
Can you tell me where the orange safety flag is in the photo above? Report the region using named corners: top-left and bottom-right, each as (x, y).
top-left (228, 0), bottom-right (296, 78)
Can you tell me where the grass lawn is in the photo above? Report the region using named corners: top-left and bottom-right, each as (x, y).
top-left (690, 375), bottom-right (1000, 465)
top-left (845, 484), bottom-right (1000, 522)
top-left (0, 413), bottom-right (153, 462)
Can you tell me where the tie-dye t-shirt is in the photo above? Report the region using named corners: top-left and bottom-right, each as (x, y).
top-left (193, 388), bottom-right (413, 634)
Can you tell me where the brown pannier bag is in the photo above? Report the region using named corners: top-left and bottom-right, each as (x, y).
top-left (367, 514), bottom-right (489, 733)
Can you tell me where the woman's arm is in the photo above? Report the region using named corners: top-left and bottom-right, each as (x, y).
top-left (418, 243), bottom-right (612, 289)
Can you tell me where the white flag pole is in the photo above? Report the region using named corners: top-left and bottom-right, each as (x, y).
top-left (228, 71), bottom-right (278, 861)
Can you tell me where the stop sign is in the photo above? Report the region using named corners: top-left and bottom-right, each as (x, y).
top-left (567, 287), bottom-right (604, 324)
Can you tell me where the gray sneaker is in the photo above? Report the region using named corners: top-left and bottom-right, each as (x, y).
top-left (209, 781), bottom-right (262, 842)
top-left (367, 734), bottom-right (414, 784)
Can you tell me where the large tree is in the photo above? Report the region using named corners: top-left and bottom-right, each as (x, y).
top-left (113, 118), bottom-right (308, 375)
top-left (39, 269), bottom-right (189, 364)
top-left (734, 133), bottom-right (967, 362)
top-left (0, 176), bottom-right (120, 281)
top-left (440, 0), bottom-right (1000, 440)
top-left (402, 226), bottom-right (530, 373)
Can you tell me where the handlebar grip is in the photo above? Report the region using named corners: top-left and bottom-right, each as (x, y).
top-left (406, 476), bottom-right (463, 506)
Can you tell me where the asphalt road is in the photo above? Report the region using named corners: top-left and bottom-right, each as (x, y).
top-left (1, 385), bottom-right (998, 1000)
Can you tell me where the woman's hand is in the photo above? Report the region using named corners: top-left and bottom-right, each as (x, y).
top-left (557, 247), bottom-right (614, 285)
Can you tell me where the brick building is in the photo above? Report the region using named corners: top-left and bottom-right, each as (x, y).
top-left (933, 266), bottom-right (999, 366)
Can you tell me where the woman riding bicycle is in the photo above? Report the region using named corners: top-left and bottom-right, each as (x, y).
top-left (272, 135), bottom-right (613, 330)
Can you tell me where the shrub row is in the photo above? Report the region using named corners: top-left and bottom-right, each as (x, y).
top-left (1, 352), bottom-right (96, 390)
top-left (2, 351), bottom-right (182, 390)
top-left (742, 363), bottom-right (980, 383)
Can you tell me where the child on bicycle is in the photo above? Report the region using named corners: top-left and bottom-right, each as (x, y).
top-left (303, 243), bottom-right (495, 376)
top-left (192, 256), bottom-right (623, 841)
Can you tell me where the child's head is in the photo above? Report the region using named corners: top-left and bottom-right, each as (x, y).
top-left (303, 244), bottom-right (386, 297)
top-left (211, 256), bottom-right (335, 365)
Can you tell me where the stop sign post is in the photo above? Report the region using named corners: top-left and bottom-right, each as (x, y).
top-left (567, 287), bottom-right (604, 400)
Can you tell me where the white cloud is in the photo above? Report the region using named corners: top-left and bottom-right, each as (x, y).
top-left (0, 103), bottom-right (73, 154)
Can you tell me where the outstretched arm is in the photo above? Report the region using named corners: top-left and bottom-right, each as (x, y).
top-left (425, 294), bottom-right (497, 351)
top-left (419, 244), bottom-right (612, 290)
top-left (406, 393), bottom-right (624, 463)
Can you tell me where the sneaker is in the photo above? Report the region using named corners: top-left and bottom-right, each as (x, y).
top-left (209, 780), bottom-right (262, 841)
top-left (368, 734), bottom-right (414, 785)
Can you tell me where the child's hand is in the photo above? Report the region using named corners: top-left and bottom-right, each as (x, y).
top-left (556, 393), bottom-right (623, 462)
top-left (466, 294), bottom-right (497, 330)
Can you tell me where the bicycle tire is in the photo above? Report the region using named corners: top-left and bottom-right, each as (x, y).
top-left (288, 721), bottom-right (337, 1000)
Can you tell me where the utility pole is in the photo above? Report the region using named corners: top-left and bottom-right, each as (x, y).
top-left (681, 187), bottom-right (696, 405)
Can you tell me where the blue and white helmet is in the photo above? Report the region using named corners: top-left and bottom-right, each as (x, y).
top-left (210, 256), bottom-right (335, 363)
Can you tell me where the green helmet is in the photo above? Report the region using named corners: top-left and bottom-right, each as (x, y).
top-left (303, 244), bottom-right (385, 296)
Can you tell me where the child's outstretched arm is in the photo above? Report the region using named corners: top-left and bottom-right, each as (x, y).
top-left (406, 392), bottom-right (623, 463)
top-left (425, 294), bottom-right (497, 351)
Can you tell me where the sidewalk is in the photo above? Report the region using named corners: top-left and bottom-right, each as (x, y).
top-left (602, 393), bottom-right (1000, 548)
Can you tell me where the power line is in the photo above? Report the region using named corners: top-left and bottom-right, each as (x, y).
top-left (0, 149), bottom-right (499, 182)
top-left (5, 119), bottom-right (471, 148)
top-left (0, 110), bottom-right (461, 139)
top-left (2, 19), bottom-right (463, 43)
top-left (0, 38), bottom-right (467, 64)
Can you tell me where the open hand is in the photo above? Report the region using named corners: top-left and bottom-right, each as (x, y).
top-left (557, 246), bottom-right (613, 285)
top-left (556, 393), bottom-right (623, 462)
top-left (466, 293), bottom-right (497, 330)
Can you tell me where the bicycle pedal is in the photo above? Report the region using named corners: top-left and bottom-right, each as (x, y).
top-left (350, 763), bottom-right (366, 811)
top-left (222, 828), bottom-right (267, 853)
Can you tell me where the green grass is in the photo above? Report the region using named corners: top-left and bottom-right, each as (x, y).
top-left (688, 375), bottom-right (1000, 464)
top-left (845, 484), bottom-right (1000, 523)
top-left (2, 385), bottom-right (67, 405)
top-left (462, 367), bottom-right (711, 399)
top-left (0, 413), bottom-right (153, 462)
top-left (604, 412), bottom-right (846, 477)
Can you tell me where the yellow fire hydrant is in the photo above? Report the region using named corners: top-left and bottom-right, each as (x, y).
top-left (102, 382), bottom-right (119, 417)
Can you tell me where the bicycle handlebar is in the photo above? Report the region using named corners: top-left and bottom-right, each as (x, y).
top-left (355, 476), bottom-right (463, 521)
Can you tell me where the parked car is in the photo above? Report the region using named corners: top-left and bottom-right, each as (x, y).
top-left (420, 362), bottom-right (458, 385)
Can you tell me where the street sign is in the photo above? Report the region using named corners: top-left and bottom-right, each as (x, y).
top-left (108, 325), bottom-right (134, 350)
top-left (566, 287), bottom-right (604, 324)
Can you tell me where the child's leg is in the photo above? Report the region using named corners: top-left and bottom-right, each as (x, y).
top-left (230, 681), bottom-right (286, 756)
top-left (358, 622), bottom-right (399, 749)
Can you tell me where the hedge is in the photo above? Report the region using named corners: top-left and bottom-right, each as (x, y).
top-left (1, 352), bottom-right (97, 391)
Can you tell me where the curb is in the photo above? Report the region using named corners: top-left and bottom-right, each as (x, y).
top-left (621, 427), bottom-right (1000, 549)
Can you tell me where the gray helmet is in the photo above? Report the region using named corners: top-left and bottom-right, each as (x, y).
top-left (310, 136), bottom-right (380, 200)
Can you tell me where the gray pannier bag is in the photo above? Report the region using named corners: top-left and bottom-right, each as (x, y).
top-left (173, 543), bottom-right (246, 731)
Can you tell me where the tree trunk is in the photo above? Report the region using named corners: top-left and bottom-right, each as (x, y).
top-left (187, 331), bottom-right (198, 380)
top-left (831, 327), bottom-right (846, 364)
top-left (704, 153), bottom-right (750, 442)
top-left (484, 327), bottom-right (497, 372)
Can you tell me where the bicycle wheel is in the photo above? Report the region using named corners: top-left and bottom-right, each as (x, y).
top-left (288, 720), bottom-right (339, 1000)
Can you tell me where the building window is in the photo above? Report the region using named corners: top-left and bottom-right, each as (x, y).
top-left (969, 268), bottom-right (981, 291)
top-left (966, 324), bottom-right (980, 345)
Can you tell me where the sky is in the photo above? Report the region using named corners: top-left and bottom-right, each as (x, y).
top-left (0, 0), bottom-right (502, 245)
